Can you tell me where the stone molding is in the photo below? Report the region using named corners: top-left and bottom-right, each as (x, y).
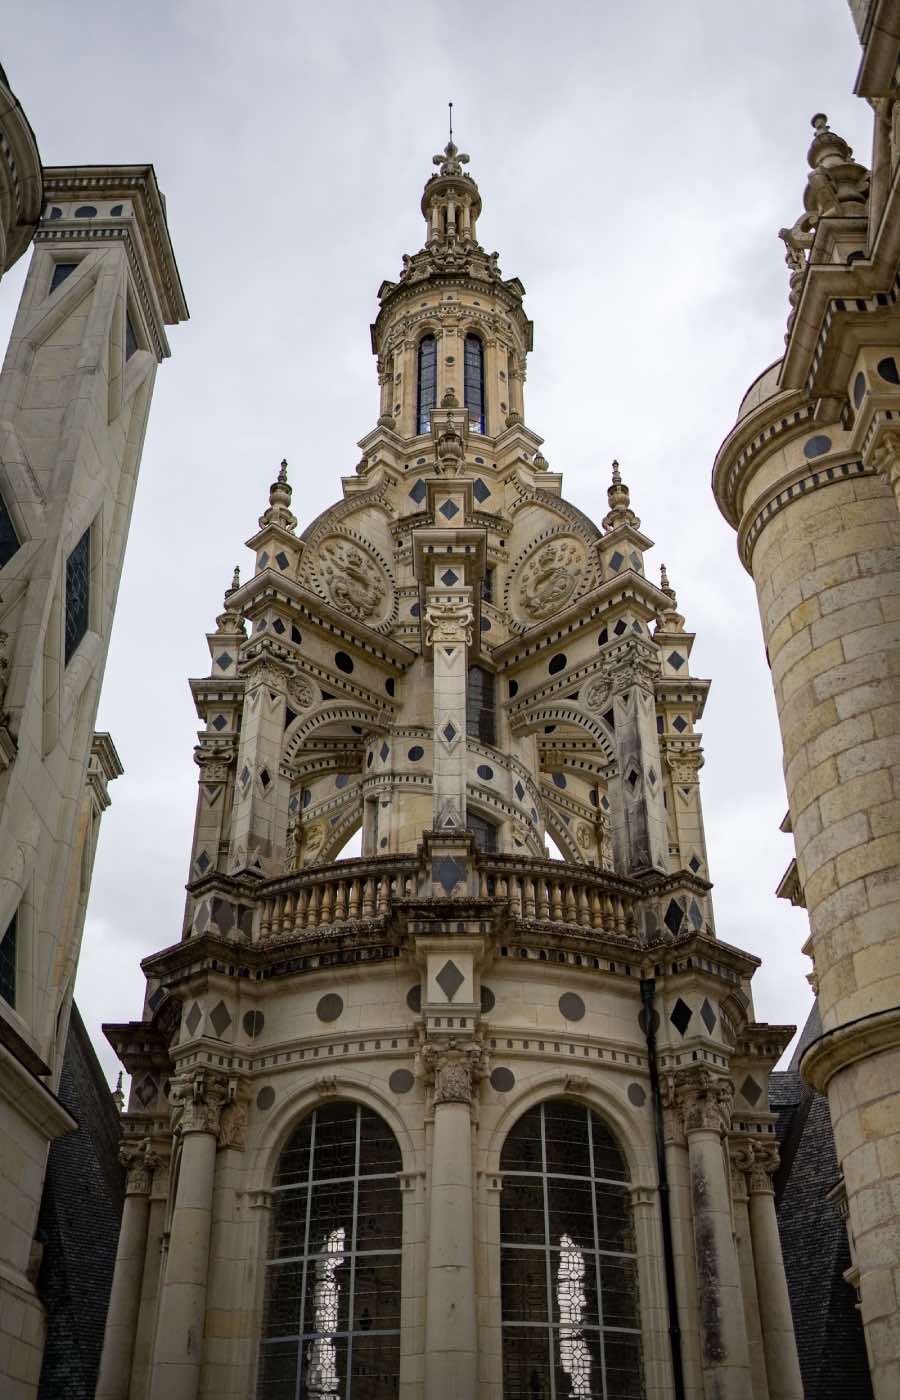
top-left (800, 1003), bottom-right (900, 1093)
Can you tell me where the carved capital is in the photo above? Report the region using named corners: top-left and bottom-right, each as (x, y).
top-left (425, 600), bottom-right (474, 647)
top-left (868, 427), bottom-right (900, 490)
top-left (418, 1036), bottom-right (487, 1106)
top-left (120, 1138), bottom-right (160, 1196)
top-left (748, 1142), bottom-right (780, 1195)
top-left (169, 1068), bottom-right (230, 1136)
top-left (195, 736), bottom-right (237, 777)
top-left (667, 1066), bottom-right (733, 1137)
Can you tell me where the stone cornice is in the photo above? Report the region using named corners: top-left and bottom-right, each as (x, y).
top-left (800, 1003), bottom-right (900, 1092)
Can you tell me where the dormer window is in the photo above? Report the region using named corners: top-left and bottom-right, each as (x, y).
top-left (464, 334), bottom-right (485, 433)
top-left (417, 335), bottom-right (436, 434)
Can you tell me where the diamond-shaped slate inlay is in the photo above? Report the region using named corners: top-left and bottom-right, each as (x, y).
top-left (626, 768), bottom-right (640, 790)
top-left (275, 551), bottom-right (289, 570)
top-left (380, 742), bottom-right (390, 762)
top-left (439, 498), bottom-right (460, 520)
top-left (436, 959), bottom-right (465, 1002)
top-left (741, 1075), bottom-right (763, 1107)
top-left (629, 551), bottom-right (642, 572)
top-left (700, 998), bottom-right (717, 1034)
top-left (185, 1001), bottom-right (202, 1036)
top-left (515, 781), bottom-right (525, 801)
top-left (647, 767), bottom-right (657, 785)
top-left (442, 721), bottom-right (457, 744)
top-left (688, 855), bottom-right (702, 874)
top-left (135, 1074), bottom-right (157, 1107)
top-left (215, 653), bottom-right (233, 670)
top-left (609, 550), bottom-right (625, 571)
top-left (441, 569), bottom-right (459, 586)
top-left (433, 856), bottom-right (465, 895)
top-left (673, 715), bottom-right (688, 733)
top-left (667, 651), bottom-right (686, 671)
top-left (210, 1000), bottom-right (232, 1038)
top-left (670, 997), bottom-right (692, 1036)
top-left (664, 899), bottom-right (684, 936)
top-left (688, 898), bottom-right (704, 930)
top-left (240, 766), bottom-right (251, 786)
top-left (409, 478), bottom-right (427, 504)
top-left (473, 477), bottom-right (490, 503)
top-left (196, 850), bottom-right (210, 874)
top-left (211, 714), bottom-right (227, 731)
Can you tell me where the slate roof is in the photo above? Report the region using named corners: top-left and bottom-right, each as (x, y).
top-left (770, 1002), bottom-right (873, 1400)
top-left (36, 1002), bottom-right (124, 1400)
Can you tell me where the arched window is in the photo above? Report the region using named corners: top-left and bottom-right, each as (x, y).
top-left (499, 1100), bottom-right (643, 1399)
top-left (257, 1102), bottom-right (403, 1399)
top-left (417, 335), bottom-right (437, 434)
top-left (464, 333), bottom-right (485, 433)
top-left (466, 665), bottom-right (496, 746)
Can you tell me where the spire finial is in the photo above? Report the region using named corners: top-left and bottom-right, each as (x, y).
top-left (278, 458), bottom-right (288, 484)
top-left (448, 100), bottom-right (453, 143)
top-left (611, 459), bottom-right (621, 486)
top-left (660, 562), bottom-right (670, 592)
top-left (229, 564), bottom-right (240, 594)
top-left (112, 1070), bottom-right (124, 1112)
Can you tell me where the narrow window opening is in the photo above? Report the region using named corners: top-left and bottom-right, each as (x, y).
top-left (467, 811), bottom-right (498, 854)
top-left (65, 527), bottom-right (91, 665)
top-left (467, 665), bottom-right (496, 746)
top-left (0, 492), bottom-right (21, 569)
top-left (481, 567), bottom-right (494, 604)
top-left (464, 334), bottom-right (485, 433)
top-left (0, 909), bottom-right (17, 1007)
top-left (50, 262), bottom-right (78, 294)
top-left (417, 335), bottom-right (437, 434)
top-left (125, 311), bottom-right (139, 361)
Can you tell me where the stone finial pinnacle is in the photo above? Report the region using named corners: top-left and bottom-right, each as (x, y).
top-left (433, 140), bottom-right (470, 177)
top-left (278, 458), bottom-right (288, 484)
top-left (611, 459), bottom-right (622, 487)
top-left (112, 1071), bottom-right (124, 1113)
top-left (660, 562), bottom-right (670, 592)
top-left (229, 565), bottom-right (240, 594)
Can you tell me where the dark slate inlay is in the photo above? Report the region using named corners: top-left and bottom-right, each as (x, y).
top-left (380, 742), bottom-right (390, 762)
top-left (211, 713), bottom-right (228, 731)
top-left (700, 998), bottom-right (717, 1034)
top-left (473, 477), bottom-right (490, 503)
top-left (316, 993), bottom-right (344, 1023)
top-left (508, 680), bottom-right (518, 698)
top-left (689, 898), bottom-right (704, 931)
top-left (210, 1000), bottom-right (232, 1038)
top-left (664, 899), bottom-right (684, 936)
top-left (185, 1002), bottom-right (202, 1036)
top-left (272, 618), bottom-right (286, 634)
top-left (406, 984), bottom-right (422, 1013)
top-left (689, 855), bottom-right (702, 874)
top-left (609, 550), bottom-right (624, 571)
top-left (335, 773), bottom-right (350, 789)
top-left (877, 355), bottom-right (900, 385)
top-left (477, 764), bottom-right (494, 781)
top-left (275, 550), bottom-right (290, 570)
top-left (667, 651), bottom-right (685, 670)
top-left (853, 370), bottom-right (866, 407)
top-left (335, 651), bottom-right (354, 673)
top-left (256, 1086), bottom-right (275, 1110)
top-left (515, 781), bottom-right (526, 801)
top-left (385, 677), bottom-right (395, 696)
top-left (670, 997), bottom-right (692, 1036)
top-left (436, 959), bottom-right (465, 1002)
top-left (627, 1083), bottom-right (646, 1108)
top-left (480, 616), bottom-right (491, 631)
top-left (409, 478), bottom-right (427, 503)
top-left (215, 653), bottom-right (233, 671)
top-left (548, 653), bottom-right (567, 674)
top-left (439, 498), bottom-right (460, 520)
top-left (480, 985), bottom-right (496, 1014)
top-left (741, 1074), bottom-right (763, 1107)
top-left (135, 1074), bottom-right (157, 1107)
top-left (243, 1009), bottom-right (265, 1038)
top-left (433, 856), bottom-right (465, 895)
top-left (292, 625), bottom-right (302, 644)
top-left (196, 851), bottom-right (210, 873)
top-left (441, 569), bottom-right (459, 586)
top-left (408, 745), bottom-right (424, 761)
top-left (803, 434), bottom-right (832, 460)
top-left (673, 715), bottom-right (688, 733)
top-left (442, 720), bottom-right (457, 744)
top-left (613, 619), bottom-right (627, 636)
top-left (490, 1067), bottom-right (515, 1093)
top-left (559, 992), bottom-right (586, 1022)
top-left (552, 772), bottom-right (567, 789)
top-left (389, 1069), bottom-right (415, 1094)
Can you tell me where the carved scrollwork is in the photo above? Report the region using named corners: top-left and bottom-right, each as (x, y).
top-left (168, 1069), bottom-right (230, 1136)
top-left (425, 600), bottom-right (474, 646)
top-left (748, 1141), bottom-right (780, 1195)
top-left (665, 1066), bottom-right (734, 1138)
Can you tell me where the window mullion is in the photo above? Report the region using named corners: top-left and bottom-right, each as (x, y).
top-left (344, 1104), bottom-right (361, 1400)
top-left (586, 1104), bottom-right (609, 1400)
top-left (295, 1110), bottom-right (316, 1400)
top-left (539, 1102), bottom-right (557, 1400)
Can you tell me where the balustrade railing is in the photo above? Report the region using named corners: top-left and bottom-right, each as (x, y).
top-left (256, 852), bottom-right (639, 942)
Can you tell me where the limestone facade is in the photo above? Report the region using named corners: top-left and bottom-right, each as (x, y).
top-left (102, 141), bottom-right (801, 1400)
top-left (0, 154), bottom-right (186, 1397)
top-left (712, 5), bottom-right (900, 1397)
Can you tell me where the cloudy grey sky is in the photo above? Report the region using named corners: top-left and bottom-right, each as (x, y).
top-left (2, 1), bottom-right (873, 1085)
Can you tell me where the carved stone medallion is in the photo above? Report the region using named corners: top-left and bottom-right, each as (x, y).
top-left (510, 534), bottom-right (588, 624)
top-left (313, 535), bottom-right (390, 625)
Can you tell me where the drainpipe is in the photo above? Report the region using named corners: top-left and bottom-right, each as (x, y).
top-left (641, 976), bottom-right (686, 1400)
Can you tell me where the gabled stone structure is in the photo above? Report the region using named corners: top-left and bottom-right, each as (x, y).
top-left (103, 140), bottom-right (801, 1400)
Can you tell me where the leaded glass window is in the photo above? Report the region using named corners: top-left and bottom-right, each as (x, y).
top-left (500, 1100), bottom-right (643, 1400)
top-left (0, 491), bottom-right (20, 569)
top-left (466, 665), bottom-right (496, 746)
top-left (464, 334), bottom-right (485, 433)
top-left (257, 1102), bottom-right (403, 1400)
top-left (467, 811), bottom-right (498, 854)
top-left (64, 527), bottom-right (91, 665)
top-left (416, 335), bottom-right (436, 435)
top-left (0, 909), bottom-right (16, 1006)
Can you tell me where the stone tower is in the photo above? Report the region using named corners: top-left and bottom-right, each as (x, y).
top-left (103, 141), bottom-right (801, 1400)
top-left (0, 159), bottom-right (187, 1397)
top-left (713, 8), bottom-right (900, 1396)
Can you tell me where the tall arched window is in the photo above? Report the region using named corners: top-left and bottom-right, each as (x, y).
top-left (466, 664), bottom-right (496, 745)
top-left (500, 1100), bottom-right (643, 1399)
top-left (416, 335), bottom-right (437, 434)
top-left (257, 1102), bottom-right (403, 1399)
top-left (464, 333), bottom-right (485, 433)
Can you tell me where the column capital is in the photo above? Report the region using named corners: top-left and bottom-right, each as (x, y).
top-left (425, 598), bottom-right (474, 647)
top-left (664, 1065), bottom-right (734, 1137)
top-left (120, 1138), bottom-right (160, 1196)
top-left (418, 1034), bottom-right (487, 1105)
top-left (748, 1141), bottom-right (780, 1196)
top-left (169, 1067), bottom-right (230, 1136)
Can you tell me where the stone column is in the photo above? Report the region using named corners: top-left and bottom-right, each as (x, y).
top-left (675, 1068), bottom-right (752, 1400)
top-left (148, 1070), bottom-right (228, 1400)
top-left (96, 1141), bottom-right (157, 1399)
top-left (130, 1155), bottom-right (170, 1400)
top-left (729, 1146), bottom-right (769, 1400)
top-left (747, 1144), bottom-right (804, 1400)
top-left (420, 1038), bottom-right (484, 1400)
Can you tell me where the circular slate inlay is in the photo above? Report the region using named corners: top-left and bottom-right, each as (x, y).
top-left (803, 433), bottom-right (832, 460)
top-left (548, 653), bottom-right (567, 674)
top-left (638, 1007), bottom-right (661, 1035)
top-left (243, 1009), bottom-right (265, 1038)
top-left (389, 1069), bottom-right (415, 1095)
top-left (480, 984), bottom-right (496, 1014)
top-left (476, 764), bottom-right (494, 781)
top-left (316, 993), bottom-right (344, 1023)
top-left (256, 1086), bottom-right (275, 1111)
top-left (408, 745), bottom-right (424, 762)
top-left (406, 984), bottom-right (422, 1013)
top-left (853, 370), bottom-right (867, 408)
top-left (627, 1083), bottom-right (647, 1107)
top-left (877, 355), bottom-right (900, 385)
top-left (559, 992), bottom-right (586, 1022)
top-left (490, 1067), bottom-right (515, 1093)
top-left (334, 651), bottom-right (354, 673)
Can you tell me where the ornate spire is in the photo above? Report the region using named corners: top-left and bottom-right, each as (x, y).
top-left (215, 564), bottom-right (246, 635)
top-left (259, 457), bottom-right (297, 532)
top-left (656, 563), bottom-right (685, 633)
top-left (603, 459), bottom-right (641, 533)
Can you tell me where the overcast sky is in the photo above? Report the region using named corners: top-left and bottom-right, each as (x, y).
top-left (2, 1), bottom-right (874, 1087)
